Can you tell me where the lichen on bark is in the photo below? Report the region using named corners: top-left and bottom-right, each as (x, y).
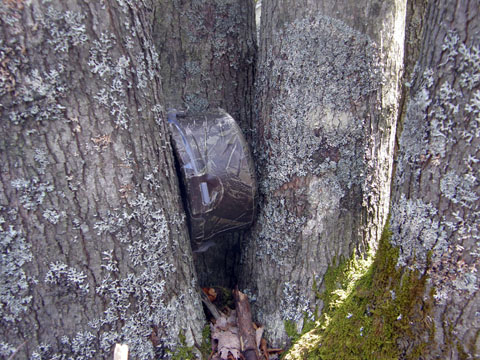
top-left (240, 0), bottom-right (406, 346)
top-left (0, 1), bottom-right (204, 358)
top-left (391, 2), bottom-right (480, 354)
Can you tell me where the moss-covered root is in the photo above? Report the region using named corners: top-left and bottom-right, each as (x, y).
top-left (284, 221), bottom-right (434, 360)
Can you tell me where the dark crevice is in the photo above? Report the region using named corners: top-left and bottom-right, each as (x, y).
top-left (171, 141), bottom-right (193, 242)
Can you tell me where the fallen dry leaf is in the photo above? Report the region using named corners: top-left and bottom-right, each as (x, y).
top-left (203, 287), bottom-right (218, 302)
top-left (255, 326), bottom-right (264, 350)
top-left (211, 311), bottom-right (241, 360)
top-left (211, 310), bottom-right (265, 360)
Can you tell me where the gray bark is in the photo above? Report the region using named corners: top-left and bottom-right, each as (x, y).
top-left (153, 0), bottom-right (256, 288)
top-left (390, 0), bottom-right (480, 357)
top-left (153, 0), bottom-right (256, 132)
top-left (239, 0), bottom-right (406, 346)
top-left (0, 1), bottom-right (204, 359)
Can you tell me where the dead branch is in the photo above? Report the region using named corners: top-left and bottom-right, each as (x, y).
top-left (233, 288), bottom-right (259, 360)
top-left (201, 289), bottom-right (222, 320)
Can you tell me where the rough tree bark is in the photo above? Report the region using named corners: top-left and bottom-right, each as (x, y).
top-left (153, 0), bottom-right (256, 131)
top-left (152, 0), bottom-right (256, 288)
top-left (0, 1), bottom-right (204, 358)
top-left (390, 0), bottom-right (480, 357)
top-left (239, 0), bottom-right (406, 345)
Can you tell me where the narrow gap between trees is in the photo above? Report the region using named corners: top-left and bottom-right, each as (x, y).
top-left (168, 112), bottom-right (279, 359)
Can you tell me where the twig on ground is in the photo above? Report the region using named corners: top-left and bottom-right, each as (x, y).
top-left (201, 289), bottom-right (222, 320)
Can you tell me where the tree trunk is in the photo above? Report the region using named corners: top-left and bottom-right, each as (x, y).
top-left (390, 0), bottom-right (480, 357)
top-left (0, 1), bottom-right (204, 358)
top-left (239, 0), bottom-right (406, 346)
top-left (153, 0), bottom-right (256, 132)
top-left (152, 0), bottom-right (257, 288)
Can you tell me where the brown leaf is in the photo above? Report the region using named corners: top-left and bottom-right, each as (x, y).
top-left (260, 338), bottom-right (268, 360)
top-left (203, 287), bottom-right (218, 302)
top-left (255, 326), bottom-right (263, 350)
top-left (211, 312), bottom-right (242, 360)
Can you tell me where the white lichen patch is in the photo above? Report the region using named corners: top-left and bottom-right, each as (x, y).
top-left (11, 177), bottom-right (54, 210)
top-left (458, 43), bottom-right (480, 90)
top-left (2, 2), bottom-right (203, 358)
top-left (252, 195), bottom-right (306, 262)
top-left (303, 175), bottom-right (344, 238)
top-left (45, 261), bottom-right (90, 294)
top-left (440, 171), bottom-right (479, 208)
top-left (42, 7), bottom-right (88, 53)
top-left (308, 107), bottom-right (355, 146)
top-left (281, 282), bottom-right (313, 323)
top-left (33, 148), bottom-right (50, 174)
top-left (256, 14), bottom-right (379, 193)
top-left (88, 28), bottom-right (161, 130)
top-left (4, 5), bottom-right (89, 126)
top-left (393, 30), bottom-right (480, 305)
top-left (390, 194), bottom-right (448, 270)
top-left (9, 65), bottom-right (68, 125)
top-left (247, 12), bottom-right (385, 347)
top-left (43, 331), bottom-right (97, 360)
top-left (91, 191), bottom-right (191, 358)
top-left (0, 342), bottom-right (16, 358)
top-left (0, 221), bottom-right (33, 323)
top-left (89, 32), bottom-right (131, 129)
top-left (42, 208), bottom-right (62, 224)
top-left (394, 88), bottom-right (431, 183)
top-left (253, 13), bottom-right (381, 265)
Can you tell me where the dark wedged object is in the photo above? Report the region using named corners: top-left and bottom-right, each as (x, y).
top-left (168, 108), bottom-right (257, 251)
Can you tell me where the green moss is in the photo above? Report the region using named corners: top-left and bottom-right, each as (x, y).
top-left (284, 320), bottom-right (302, 344)
top-left (170, 331), bottom-right (195, 360)
top-left (199, 324), bottom-right (212, 359)
top-left (284, 314), bottom-right (317, 344)
top-left (321, 255), bottom-right (368, 313)
top-left (282, 312), bottom-right (320, 360)
top-left (170, 325), bottom-right (214, 360)
top-left (285, 220), bottom-right (434, 360)
top-left (218, 286), bottom-right (235, 309)
top-left (302, 316), bottom-right (317, 335)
